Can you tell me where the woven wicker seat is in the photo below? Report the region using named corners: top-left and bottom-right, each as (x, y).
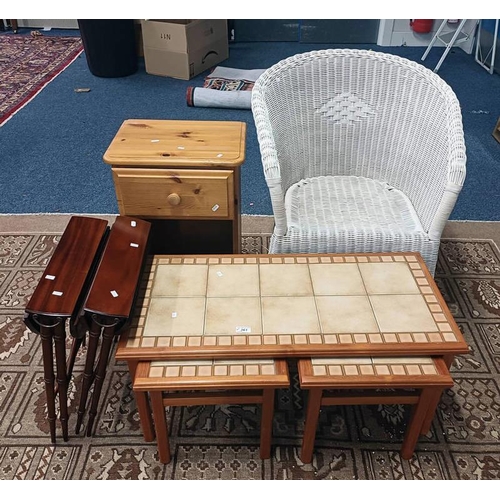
top-left (252, 49), bottom-right (467, 275)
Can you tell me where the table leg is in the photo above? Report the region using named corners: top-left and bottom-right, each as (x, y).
top-left (39, 324), bottom-right (57, 443)
top-left (75, 321), bottom-right (101, 434)
top-left (151, 391), bottom-right (171, 464)
top-left (53, 321), bottom-right (69, 441)
top-left (419, 388), bottom-right (444, 436)
top-left (129, 360), bottom-right (155, 442)
top-left (259, 388), bottom-right (275, 459)
top-left (300, 388), bottom-right (323, 464)
top-left (401, 388), bottom-right (440, 460)
top-left (67, 336), bottom-right (84, 384)
top-left (86, 325), bottom-right (116, 437)
top-left (443, 354), bottom-right (455, 369)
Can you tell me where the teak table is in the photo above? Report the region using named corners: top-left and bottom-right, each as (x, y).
top-left (103, 119), bottom-right (246, 255)
top-left (116, 251), bottom-right (469, 374)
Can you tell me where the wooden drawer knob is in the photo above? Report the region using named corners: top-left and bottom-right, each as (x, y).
top-left (167, 193), bottom-right (181, 206)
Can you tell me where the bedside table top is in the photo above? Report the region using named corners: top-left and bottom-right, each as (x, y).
top-left (103, 120), bottom-right (246, 167)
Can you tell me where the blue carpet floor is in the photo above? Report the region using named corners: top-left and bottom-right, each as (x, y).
top-left (1, 31), bottom-right (500, 219)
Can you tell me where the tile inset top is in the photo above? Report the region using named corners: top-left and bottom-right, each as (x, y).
top-left (117, 253), bottom-right (469, 360)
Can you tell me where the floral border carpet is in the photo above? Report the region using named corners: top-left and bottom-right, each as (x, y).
top-left (0, 35), bottom-right (83, 127)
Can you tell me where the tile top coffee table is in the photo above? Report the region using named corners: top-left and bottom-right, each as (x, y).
top-left (115, 252), bottom-right (469, 362)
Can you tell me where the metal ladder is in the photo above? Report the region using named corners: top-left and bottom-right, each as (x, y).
top-left (421, 19), bottom-right (479, 72)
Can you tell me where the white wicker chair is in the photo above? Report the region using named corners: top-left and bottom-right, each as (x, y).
top-left (251, 49), bottom-right (466, 275)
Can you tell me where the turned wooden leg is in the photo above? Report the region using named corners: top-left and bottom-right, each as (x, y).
top-left (86, 325), bottom-right (116, 437)
top-left (151, 391), bottom-right (170, 464)
top-left (259, 388), bottom-right (275, 459)
top-left (75, 321), bottom-right (101, 434)
top-left (53, 321), bottom-right (69, 441)
top-left (39, 325), bottom-right (57, 443)
top-left (401, 388), bottom-right (440, 460)
top-left (67, 336), bottom-right (84, 384)
top-left (300, 388), bottom-right (323, 464)
top-left (129, 360), bottom-right (155, 442)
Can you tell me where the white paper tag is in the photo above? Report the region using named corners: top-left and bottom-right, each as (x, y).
top-left (212, 204), bottom-right (219, 212)
top-left (216, 271), bottom-right (223, 277)
top-left (130, 243), bottom-right (139, 248)
top-left (236, 326), bottom-right (251, 333)
top-left (177, 146), bottom-right (185, 150)
top-left (151, 139), bottom-right (160, 143)
top-left (52, 291), bottom-right (63, 296)
top-left (131, 221), bottom-right (137, 227)
top-left (217, 153), bottom-right (223, 158)
top-left (45, 275), bottom-right (56, 280)
top-left (110, 290), bottom-right (119, 298)
top-left (172, 312), bottom-right (178, 318)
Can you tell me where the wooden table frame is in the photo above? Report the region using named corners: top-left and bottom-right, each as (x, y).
top-left (298, 357), bottom-right (454, 462)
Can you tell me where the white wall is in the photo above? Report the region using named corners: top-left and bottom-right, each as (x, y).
top-left (17, 19), bottom-right (78, 29)
top-left (378, 19), bottom-right (477, 54)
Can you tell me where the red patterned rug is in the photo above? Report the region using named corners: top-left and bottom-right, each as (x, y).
top-left (0, 35), bottom-right (83, 126)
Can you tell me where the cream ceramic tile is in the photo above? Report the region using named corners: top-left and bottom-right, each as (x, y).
top-left (149, 366), bottom-right (163, 378)
top-left (327, 365), bottom-right (343, 375)
top-left (207, 264), bottom-right (259, 297)
top-left (312, 357), bottom-right (371, 365)
top-left (260, 264), bottom-right (313, 296)
top-left (359, 262), bottom-right (420, 294)
top-left (369, 295), bottom-right (438, 333)
top-left (313, 365), bottom-right (327, 376)
top-left (374, 365), bottom-right (391, 375)
top-left (316, 296), bottom-right (379, 334)
top-left (152, 264), bottom-right (208, 297)
top-left (157, 337), bottom-right (171, 347)
top-left (205, 297), bottom-right (262, 335)
top-left (421, 364), bottom-right (438, 375)
top-left (372, 357), bottom-right (433, 365)
top-left (143, 297), bottom-right (206, 337)
top-left (309, 263), bottom-right (366, 295)
top-left (214, 365), bottom-right (228, 376)
top-left (262, 296), bottom-right (320, 334)
top-left (344, 365), bottom-right (359, 375)
top-left (390, 365), bottom-right (406, 375)
top-left (360, 365), bottom-right (375, 375)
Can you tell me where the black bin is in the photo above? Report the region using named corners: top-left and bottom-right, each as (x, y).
top-left (78, 19), bottom-right (138, 77)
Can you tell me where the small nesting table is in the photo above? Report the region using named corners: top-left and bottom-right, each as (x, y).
top-left (133, 358), bottom-right (290, 463)
top-left (103, 120), bottom-right (246, 255)
top-left (298, 356), bottom-right (453, 462)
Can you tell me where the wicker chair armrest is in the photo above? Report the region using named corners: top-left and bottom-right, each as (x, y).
top-left (252, 89), bottom-right (288, 236)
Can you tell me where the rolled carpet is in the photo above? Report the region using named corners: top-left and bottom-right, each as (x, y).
top-left (186, 66), bottom-right (266, 109)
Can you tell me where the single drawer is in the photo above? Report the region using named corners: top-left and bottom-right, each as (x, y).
top-left (112, 168), bottom-right (234, 218)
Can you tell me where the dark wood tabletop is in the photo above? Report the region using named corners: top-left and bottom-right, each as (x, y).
top-left (25, 216), bottom-right (108, 318)
top-left (84, 216), bottom-right (151, 318)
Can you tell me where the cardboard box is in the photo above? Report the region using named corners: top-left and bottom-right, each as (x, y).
top-left (141, 19), bottom-right (228, 80)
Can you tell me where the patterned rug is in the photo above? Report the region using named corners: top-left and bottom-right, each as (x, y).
top-left (1, 233), bottom-right (500, 480)
top-left (0, 35), bottom-right (83, 126)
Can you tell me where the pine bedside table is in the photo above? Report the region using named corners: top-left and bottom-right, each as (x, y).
top-left (103, 119), bottom-right (246, 254)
